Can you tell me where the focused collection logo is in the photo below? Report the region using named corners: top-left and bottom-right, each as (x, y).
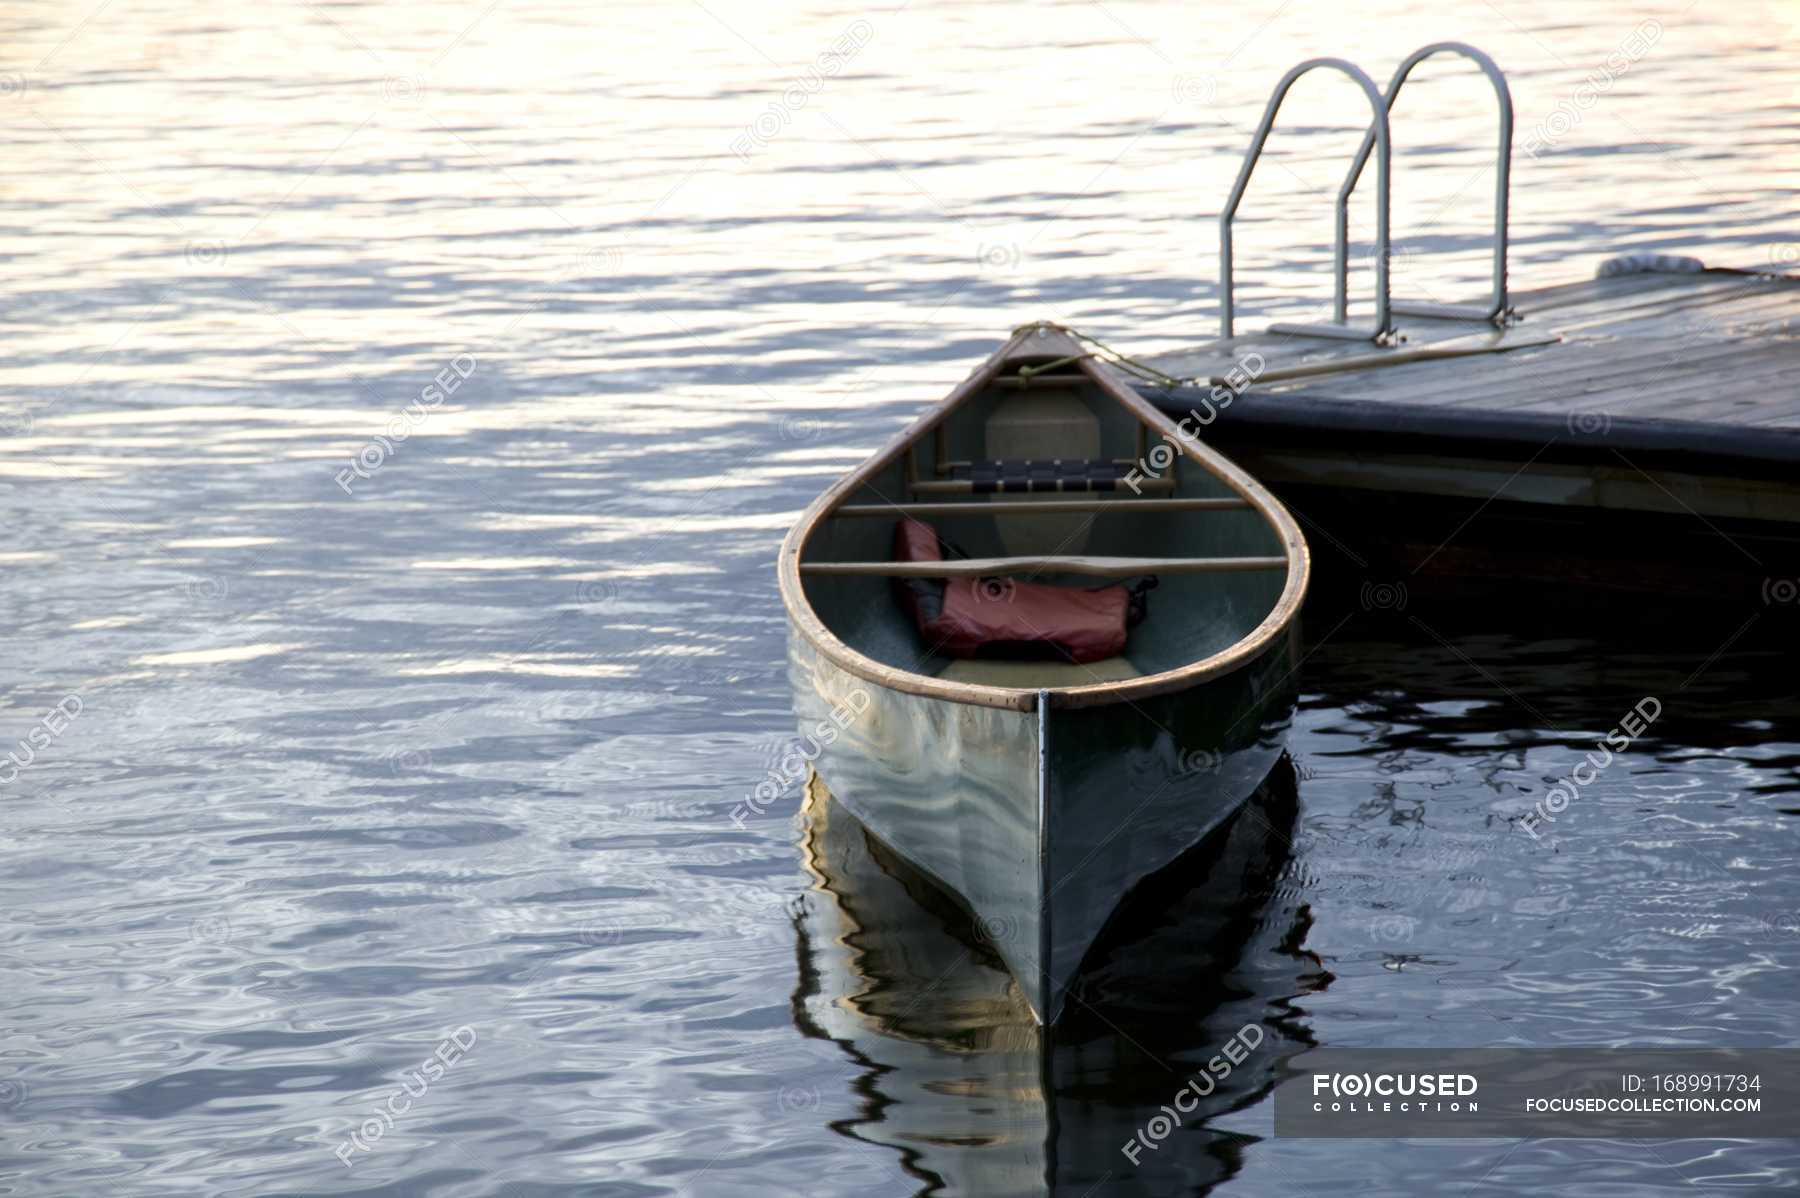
top-left (1273, 1049), bottom-right (1789, 1139)
top-left (1311, 1071), bottom-right (1479, 1114)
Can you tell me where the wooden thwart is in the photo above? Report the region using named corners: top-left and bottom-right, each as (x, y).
top-left (990, 374), bottom-right (1092, 388)
top-left (832, 496), bottom-right (1251, 517)
top-left (940, 457), bottom-right (1141, 470)
top-left (802, 554), bottom-right (1288, 578)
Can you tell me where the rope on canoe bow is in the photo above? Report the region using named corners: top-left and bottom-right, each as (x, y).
top-left (1012, 329), bottom-right (1206, 391)
top-left (1013, 353), bottom-right (1088, 382)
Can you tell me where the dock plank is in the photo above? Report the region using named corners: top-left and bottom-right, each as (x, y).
top-left (1134, 267), bottom-right (1800, 526)
top-left (1150, 270), bottom-right (1800, 427)
top-left (1275, 342), bottom-right (1687, 405)
top-left (1389, 341), bottom-right (1773, 410)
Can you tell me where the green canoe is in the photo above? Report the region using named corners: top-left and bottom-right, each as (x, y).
top-left (778, 322), bottom-right (1309, 1023)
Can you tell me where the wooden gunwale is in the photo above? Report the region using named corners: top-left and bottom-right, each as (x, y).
top-left (776, 323), bottom-right (1311, 713)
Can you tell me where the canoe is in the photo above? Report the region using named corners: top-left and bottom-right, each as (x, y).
top-left (777, 322), bottom-right (1309, 1024)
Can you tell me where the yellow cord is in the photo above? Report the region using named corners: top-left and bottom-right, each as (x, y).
top-left (1064, 329), bottom-right (1199, 390)
top-left (1014, 353), bottom-right (1090, 381)
top-left (1007, 324), bottom-right (1205, 390)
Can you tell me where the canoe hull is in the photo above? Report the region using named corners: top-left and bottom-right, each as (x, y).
top-left (788, 617), bottom-right (1300, 1023)
top-left (787, 625), bottom-right (1046, 1009)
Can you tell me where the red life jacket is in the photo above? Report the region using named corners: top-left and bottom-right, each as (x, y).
top-left (891, 518), bottom-right (1153, 664)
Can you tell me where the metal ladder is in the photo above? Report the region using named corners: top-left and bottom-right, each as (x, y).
top-left (1219, 42), bottom-right (1514, 344)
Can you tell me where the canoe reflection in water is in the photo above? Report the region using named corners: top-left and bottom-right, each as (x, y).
top-left (791, 757), bottom-right (1331, 1196)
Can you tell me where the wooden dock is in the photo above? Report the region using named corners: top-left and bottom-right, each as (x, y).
top-left (1116, 267), bottom-right (1800, 593)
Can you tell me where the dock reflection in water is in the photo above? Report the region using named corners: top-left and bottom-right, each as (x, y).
top-left (792, 759), bottom-right (1329, 1196)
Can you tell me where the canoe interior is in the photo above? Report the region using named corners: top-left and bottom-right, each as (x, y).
top-left (800, 363), bottom-right (1290, 689)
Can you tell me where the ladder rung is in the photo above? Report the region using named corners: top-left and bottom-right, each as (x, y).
top-left (1391, 299), bottom-right (1501, 321)
top-left (1266, 320), bottom-right (1390, 342)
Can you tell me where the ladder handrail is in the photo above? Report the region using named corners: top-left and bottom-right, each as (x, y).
top-left (1221, 57), bottom-right (1393, 343)
top-left (1333, 42), bottom-right (1513, 324)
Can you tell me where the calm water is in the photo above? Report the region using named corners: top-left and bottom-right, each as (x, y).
top-left (1, 0), bottom-right (1797, 1193)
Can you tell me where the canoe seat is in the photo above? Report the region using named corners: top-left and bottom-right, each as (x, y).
top-left (939, 655), bottom-right (1142, 686)
top-left (949, 458), bottom-right (1127, 493)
